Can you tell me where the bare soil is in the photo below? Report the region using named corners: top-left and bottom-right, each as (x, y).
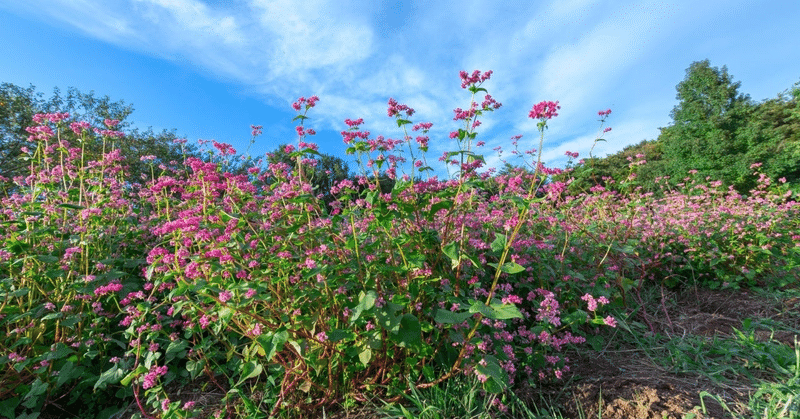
top-left (536, 287), bottom-right (800, 419)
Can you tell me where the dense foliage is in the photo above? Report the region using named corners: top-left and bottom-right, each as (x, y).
top-left (0, 69), bottom-right (798, 419)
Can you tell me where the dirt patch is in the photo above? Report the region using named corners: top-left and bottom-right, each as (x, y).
top-left (556, 350), bottom-right (731, 419)
top-left (544, 287), bottom-right (800, 419)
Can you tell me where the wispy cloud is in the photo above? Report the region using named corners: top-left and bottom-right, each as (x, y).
top-left (3, 0), bottom-right (797, 172)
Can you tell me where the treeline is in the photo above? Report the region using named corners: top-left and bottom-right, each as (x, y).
top-left (562, 60), bottom-right (800, 195)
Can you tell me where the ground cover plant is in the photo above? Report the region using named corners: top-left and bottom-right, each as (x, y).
top-left (1, 70), bottom-right (798, 419)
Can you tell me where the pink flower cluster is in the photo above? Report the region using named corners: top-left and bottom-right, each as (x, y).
top-left (529, 101), bottom-right (560, 120)
top-left (32, 112), bottom-right (70, 124)
top-left (292, 96), bottom-right (320, 111)
top-left (94, 280), bottom-right (123, 296)
top-left (580, 293), bottom-right (609, 312)
top-left (387, 98), bottom-right (414, 118)
top-left (142, 364), bottom-right (168, 389)
top-left (459, 69), bottom-right (493, 88)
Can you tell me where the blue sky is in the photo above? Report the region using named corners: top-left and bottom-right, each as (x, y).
top-left (1, 0), bottom-right (798, 175)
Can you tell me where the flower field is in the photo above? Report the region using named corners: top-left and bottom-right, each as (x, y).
top-left (1, 71), bottom-right (798, 418)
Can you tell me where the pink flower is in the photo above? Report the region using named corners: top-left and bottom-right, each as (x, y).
top-left (344, 118), bottom-right (364, 127)
top-left (315, 332), bottom-right (328, 342)
top-left (459, 70), bottom-right (493, 88)
top-left (387, 98), bottom-right (414, 118)
top-left (142, 365), bottom-right (168, 389)
top-left (603, 316), bottom-right (617, 328)
top-left (199, 315), bottom-right (211, 329)
top-left (249, 323), bottom-right (263, 337)
top-left (501, 295), bottom-right (522, 304)
top-left (218, 290), bottom-right (232, 303)
top-left (94, 280), bottom-right (123, 296)
top-left (292, 96), bottom-right (320, 111)
top-left (529, 101), bottom-right (560, 120)
top-left (581, 293), bottom-right (598, 311)
top-left (70, 121), bottom-right (91, 135)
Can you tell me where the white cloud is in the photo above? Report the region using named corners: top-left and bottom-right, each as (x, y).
top-left (250, 0), bottom-right (374, 77)
top-left (134, 0), bottom-right (246, 46)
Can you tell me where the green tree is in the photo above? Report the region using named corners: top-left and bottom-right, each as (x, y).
top-left (658, 60), bottom-right (753, 189)
top-left (741, 80), bottom-right (800, 188)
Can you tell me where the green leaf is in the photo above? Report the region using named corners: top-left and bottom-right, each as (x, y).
top-left (488, 302), bottom-right (523, 320)
top-left (482, 377), bottom-right (504, 394)
top-left (428, 201), bottom-right (450, 218)
top-left (186, 359), bottom-right (205, 379)
top-left (587, 335), bottom-right (604, 351)
top-left (350, 290), bottom-right (377, 323)
top-left (56, 361), bottom-right (84, 388)
top-left (487, 261), bottom-right (525, 274)
top-left (469, 300), bottom-right (494, 318)
top-left (94, 364), bottom-right (125, 391)
top-left (562, 309), bottom-right (588, 326)
top-left (468, 300), bottom-right (522, 320)
top-left (34, 255), bottom-right (59, 263)
top-left (358, 348), bottom-right (372, 367)
top-left (44, 343), bottom-right (72, 361)
top-left (442, 241), bottom-right (460, 269)
top-left (490, 233), bottom-right (507, 254)
top-left (396, 119), bottom-right (412, 127)
top-left (58, 203), bottom-right (85, 210)
top-left (0, 397), bottom-right (19, 419)
top-left (395, 314), bottom-right (422, 349)
top-left (433, 308), bottom-right (472, 324)
top-left (256, 331), bottom-right (284, 362)
top-left (236, 361), bottom-right (263, 386)
top-left (165, 340), bottom-right (188, 363)
top-left (120, 365), bottom-right (148, 386)
top-left (327, 329), bottom-right (355, 343)
top-left (469, 86), bottom-right (488, 94)
top-left (475, 355), bottom-right (507, 393)
top-left (23, 378), bottom-right (47, 401)
top-left (3, 287), bottom-right (29, 298)
top-left (41, 312), bottom-right (64, 321)
top-left (376, 302), bottom-right (403, 333)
